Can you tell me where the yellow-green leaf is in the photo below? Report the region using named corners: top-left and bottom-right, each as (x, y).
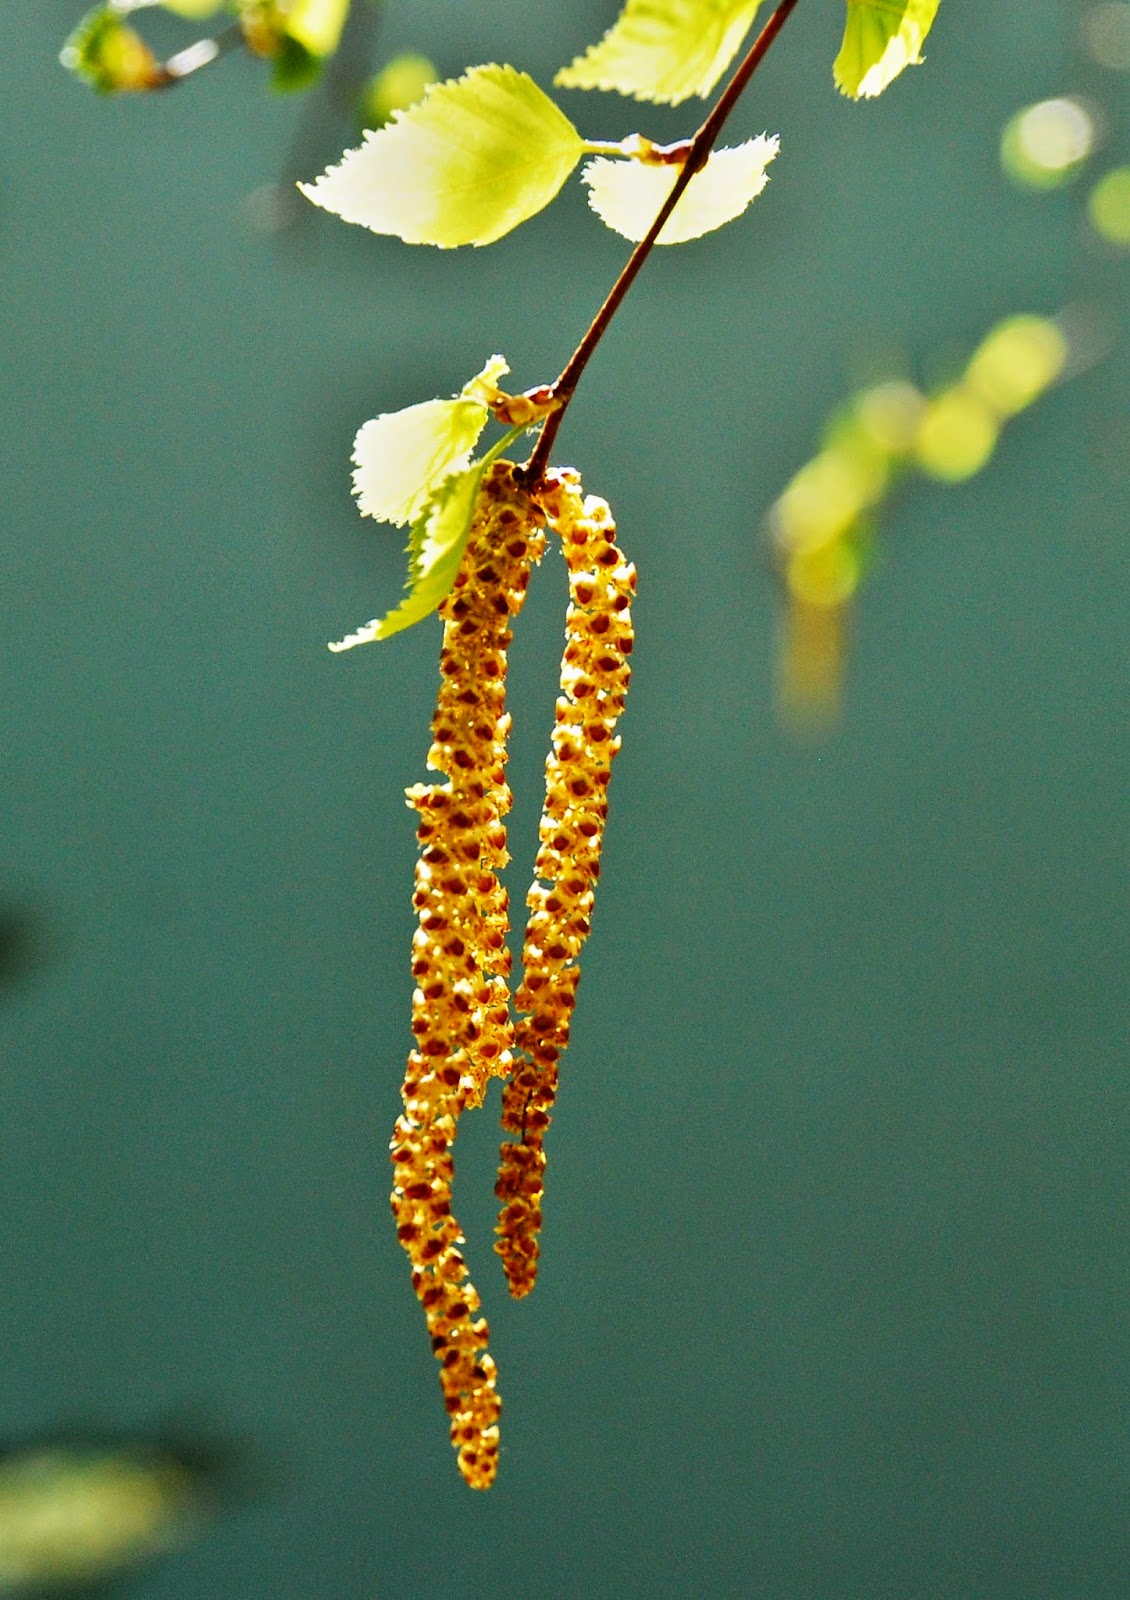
top-left (299, 64), bottom-right (585, 247)
top-left (556, 0), bottom-right (762, 106)
top-left (283, 0), bottom-right (350, 59)
top-left (583, 136), bottom-right (778, 243)
top-left (834, 0), bottom-right (942, 100)
top-left (159, 1), bottom-right (226, 19)
top-left (330, 465), bottom-right (484, 649)
top-left (351, 356), bottom-right (508, 526)
top-left (60, 8), bottom-right (162, 92)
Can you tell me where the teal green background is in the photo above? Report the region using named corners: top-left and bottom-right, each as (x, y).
top-left (2, 2), bottom-right (1127, 1594)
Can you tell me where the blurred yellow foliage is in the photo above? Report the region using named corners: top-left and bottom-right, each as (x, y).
top-left (768, 312), bottom-right (1070, 732)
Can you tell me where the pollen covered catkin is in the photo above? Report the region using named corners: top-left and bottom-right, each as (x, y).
top-left (495, 469), bottom-right (636, 1298)
top-left (391, 463), bottom-right (545, 1489)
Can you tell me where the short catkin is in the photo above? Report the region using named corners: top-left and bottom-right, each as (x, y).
top-left (495, 469), bottom-right (636, 1298)
top-left (390, 463), bottom-right (545, 1490)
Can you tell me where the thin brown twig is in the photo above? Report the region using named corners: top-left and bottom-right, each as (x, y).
top-left (151, 20), bottom-right (247, 88)
top-left (523, 0), bottom-right (803, 483)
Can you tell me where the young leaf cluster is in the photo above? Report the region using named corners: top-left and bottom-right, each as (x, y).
top-left (300, 60), bottom-right (782, 249)
top-left (301, 1), bottom-right (944, 255)
top-left (311, 0), bottom-right (944, 641)
top-left (62, 0), bottom-right (353, 93)
top-left (331, 358), bottom-right (542, 645)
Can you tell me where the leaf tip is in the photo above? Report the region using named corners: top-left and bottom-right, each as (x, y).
top-left (328, 621), bottom-right (380, 653)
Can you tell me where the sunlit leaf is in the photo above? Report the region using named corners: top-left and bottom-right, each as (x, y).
top-left (351, 356), bottom-right (509, 526)
top-left (283, 0), bottom-right (351, 58)
top-left (330, 465), bottom-right (485, 648)
top-left (583, 136), bottom-right (778, 243)
top-left (300, 64), bottom-right (585, 246)
top-left (556, 0), bottom-right (763, 105)
top-left (834, 0), bottom-right (943, 99)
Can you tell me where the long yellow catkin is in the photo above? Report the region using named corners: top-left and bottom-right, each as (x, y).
top-left (390, 463), bottom-right (545, 1490)
top-left (495, 469), bottom-right (636, 1299)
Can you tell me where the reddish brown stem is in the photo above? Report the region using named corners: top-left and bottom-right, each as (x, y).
top-left (524, 0), bottom-right (804, 483)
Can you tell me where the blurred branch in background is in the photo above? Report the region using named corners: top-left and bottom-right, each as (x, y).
top-left (768, 0), bottom-right (1129, 735)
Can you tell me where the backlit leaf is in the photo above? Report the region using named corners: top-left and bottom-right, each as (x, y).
top-left (556, 0), bottom-right (763, 106)
top-left (330, 465), bottom-right (485, 648)
top-left (299, 64), bottom-right (585, 246)
top-left (583, 136), bottom-right (778, 243)
top-left (351, 356), bottom-right (509, 527)
top-left (283, 0), bottom-right (351, 59)
top-left (834, 0), bottom-right (942, 99)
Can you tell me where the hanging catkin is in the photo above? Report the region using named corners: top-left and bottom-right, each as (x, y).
top-left (495, 469), bottom-right (636, 1298)
top-left (391, 463), bottom-right (545, 1489)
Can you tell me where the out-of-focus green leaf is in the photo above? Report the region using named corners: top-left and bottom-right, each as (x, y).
top-left (270, 34), bottom-right (321, 90)
top-left (362, 53), bottom-right (437, 128)
top-left (556, 0), bottom-right (763, 105)
top-left (159, 0), bottom-right (227, 19)
top-left (60, 7), bottom-right (163, 92)
top-left (283, 0), bottom-right (350, 57)
top-left (238, 0), bottom-right (349, 81)
top-left (0, 1444), bottom-right (200, 1590)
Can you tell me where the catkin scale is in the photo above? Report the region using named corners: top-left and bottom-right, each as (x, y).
top-left (495, 469), bottom-right (636, 1299)
top-left (391, 464), bottom-right (545, 1490)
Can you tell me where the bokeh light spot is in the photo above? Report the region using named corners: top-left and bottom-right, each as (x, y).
top-left (914, 387), bottom-right (999, 481)
top-left (1088, 165), bottom-right (1130, 245)
top-left (1081, 2), bottom-right (1130, 69)
top-left (965, 315), bottom-right (1068, 417)
top-left (362, 54), bottom-right (437, 129)
top-left (1001, 97), bottom-right (1095, 189)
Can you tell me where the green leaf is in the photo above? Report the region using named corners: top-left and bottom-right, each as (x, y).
top-left (351, 356), bottom-right (509, 526)
top-left (330, 465), bottom-right (485, 649)
top-left (283, 0), bottom-right (350, 58)
top-left (834, 0), bottom-right (942, 100)
top-left (299, 64), bottom-right (585, 247)
top-left (269, 35), bottom-right (321, 91)
top-left (159, 1), bottom-right (227, 18)
top-left (556, 0), bottom-right (763, 106)
top-left (60, 7), bottom-right (162, 91)
top-left (583, 136), bottom-right (778, 243)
